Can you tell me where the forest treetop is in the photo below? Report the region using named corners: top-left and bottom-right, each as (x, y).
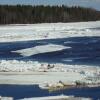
top-left (0, 5), bottom-right (100, 24)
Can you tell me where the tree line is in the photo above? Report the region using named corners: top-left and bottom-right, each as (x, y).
top-left (0, 5), bottom-right (100, 24)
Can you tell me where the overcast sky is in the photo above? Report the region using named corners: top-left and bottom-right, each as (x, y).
top-left (0, 0), bottom-right (100, 10)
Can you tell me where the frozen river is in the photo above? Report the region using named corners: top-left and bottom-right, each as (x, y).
top-left (0, 22), bottom-right (100, 100)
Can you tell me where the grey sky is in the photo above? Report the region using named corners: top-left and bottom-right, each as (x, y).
top-left (0, 0), bottom-right (100, 10)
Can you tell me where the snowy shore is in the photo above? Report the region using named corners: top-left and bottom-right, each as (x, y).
top-left (0, 21), bottom-right (100, 42)
top-left (0, 60), bottom-right (100, 86)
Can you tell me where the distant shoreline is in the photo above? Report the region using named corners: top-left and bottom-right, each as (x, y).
top-left (0, 5), bottom-right (100, 24)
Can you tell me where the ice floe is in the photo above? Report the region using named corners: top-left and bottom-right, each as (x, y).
top-left (12, 44), bottom-right (70, 57)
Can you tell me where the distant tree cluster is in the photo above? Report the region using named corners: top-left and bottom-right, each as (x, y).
top-left (0, 5), bottom-right (100, 24)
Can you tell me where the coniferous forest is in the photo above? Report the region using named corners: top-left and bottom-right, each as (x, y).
top-left (0, 5), bottom-right (100, 24)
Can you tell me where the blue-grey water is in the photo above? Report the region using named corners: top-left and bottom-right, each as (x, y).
top-left (0, 36), bottom-right (100, 65)
top-left (0, 85), bottom-right (100, 100)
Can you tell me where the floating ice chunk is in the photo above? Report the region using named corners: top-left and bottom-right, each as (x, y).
top-left (12, 44), bottom-right (70, 57)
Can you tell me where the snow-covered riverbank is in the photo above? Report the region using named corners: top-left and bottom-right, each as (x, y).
top-left (0, 60), bottom-right (99, 72)
top-left (0, 60), bottom-right (100, 85)
top-left (0, 21), bottom-right (100, 42)
top-left (0, 72), bottom-right (83, 85)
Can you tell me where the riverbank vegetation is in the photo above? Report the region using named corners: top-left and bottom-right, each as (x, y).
top-left (0, 5), bottom-right (100, 24)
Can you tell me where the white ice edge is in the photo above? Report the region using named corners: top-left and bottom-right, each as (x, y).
top-left (19, 95), bottom-right (72, 100)
top-left (19, 95), bottom-right (91, 100)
